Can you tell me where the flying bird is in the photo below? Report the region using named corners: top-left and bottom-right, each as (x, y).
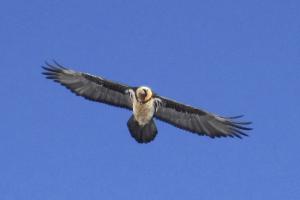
top-left (42, 61), bottom-right (252, 143)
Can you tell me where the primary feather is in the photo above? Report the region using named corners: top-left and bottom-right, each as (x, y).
top-left (154, 96), bottom-right (251, 138)
top-left (42, 61), bottom-right (132, 109)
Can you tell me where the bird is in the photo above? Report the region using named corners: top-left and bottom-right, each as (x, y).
top-left (42, 61), bottom-right (252, 143)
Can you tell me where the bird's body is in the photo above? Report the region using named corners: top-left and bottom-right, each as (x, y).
top-left (42, 61), bottom-right (252, 143)
top-left (132, 97), bottom-right (155, 126)
top-left (128, 86), bottom-right (156, 126)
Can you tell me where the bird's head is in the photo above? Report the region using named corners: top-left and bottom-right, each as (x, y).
top-left (136, 86), bottom-right (153, 103)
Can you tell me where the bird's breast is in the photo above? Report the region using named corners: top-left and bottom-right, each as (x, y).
top-left (133, 99), bottom-right (155, 126)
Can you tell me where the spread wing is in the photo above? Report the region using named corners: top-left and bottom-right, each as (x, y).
top-left (42, 61), bottom-right (132, 110)
top-left (154, 96), bottom-right (252, 138)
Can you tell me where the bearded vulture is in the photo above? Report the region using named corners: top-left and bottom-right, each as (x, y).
top-left (42, 61), bottom-right (252, 143)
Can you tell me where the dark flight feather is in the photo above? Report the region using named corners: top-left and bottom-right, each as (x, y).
top-left (42, 62), bottom-right (132, 110)
top-left (154, 96), bottom-right (252, 138)
top-left (42, 61), bottom-right (252, 140)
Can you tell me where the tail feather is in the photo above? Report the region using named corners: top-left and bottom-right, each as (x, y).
top-left (127, 115), bottom-right (158, 143)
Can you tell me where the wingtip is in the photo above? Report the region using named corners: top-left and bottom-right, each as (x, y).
top-left (52, 59), bottom-right (67, 69)
top-left (43, 60), bottom-right (67, 70)
top-left (231, 128), bottom-right (249, 138)
top-left (227, 115), bottom-right (244, 119)
top-left (44, 60), bottom-right (53, 68)
top-left (219, 115), bottom-right (253, 138)
top-left (224, 115), bottom-right (253, 130)
top-left (41, 61), bottom-right (64, 79)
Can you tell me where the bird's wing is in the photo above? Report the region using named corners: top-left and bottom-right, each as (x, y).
top-left (42, 61), bottom-right (132, 110)
top-left (154, 96), bottom-right (252, 138)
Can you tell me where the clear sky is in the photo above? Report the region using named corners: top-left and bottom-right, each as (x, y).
top-left (1, 0), bottom-right (299, 199)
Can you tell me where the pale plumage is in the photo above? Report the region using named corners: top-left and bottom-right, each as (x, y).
top-left (42, 61), bottom-right (252, 143)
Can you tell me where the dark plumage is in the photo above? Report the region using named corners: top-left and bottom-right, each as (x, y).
top-left (154, 97), bottom-right (251, 138)
top-left (42, 61), bottom-right (133, 109)
top-left (42, 61), bottom-right (252, 143)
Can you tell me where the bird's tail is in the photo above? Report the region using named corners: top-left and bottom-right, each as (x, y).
top-left (127, 115), bottom-right (158, 143)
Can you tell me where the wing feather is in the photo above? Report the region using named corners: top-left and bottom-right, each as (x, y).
top-left (42, 61), bottom-right (132, 110)
top-left (154, 96), bottom-right (252, 138)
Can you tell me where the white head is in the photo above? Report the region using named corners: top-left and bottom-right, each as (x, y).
top-left (136, 86), bottom-right (153, 103)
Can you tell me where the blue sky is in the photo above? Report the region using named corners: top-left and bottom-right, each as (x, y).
top-left (1, 0), bottom-right (299, 199)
